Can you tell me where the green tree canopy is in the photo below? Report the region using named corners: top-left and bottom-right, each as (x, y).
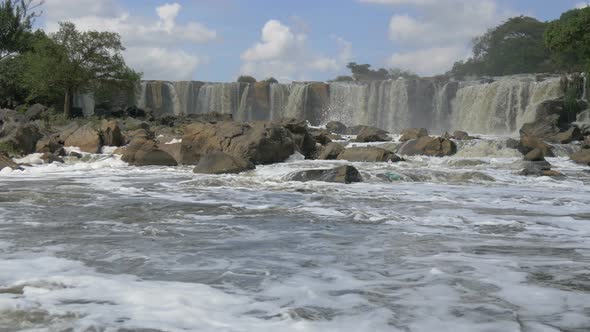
top-left (344, 63), bottom-right (418, 81)
top-left (21, 22), bottom-right (141, 117)
top-left (0, 0), bottom-right (42, 61)
top-left (545, 7), bottom-right (590, 72)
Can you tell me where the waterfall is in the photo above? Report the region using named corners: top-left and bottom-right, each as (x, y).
top-left (326, 82), bottom-right (368, 127)
top-left (284, 84), bottom-right (308, 119)
top-left (452, 76), bottom-right (562, 134)
top-left (269, 83), bottom-right (291, 121)
top-left (196, 83), bottom-right (242, 115)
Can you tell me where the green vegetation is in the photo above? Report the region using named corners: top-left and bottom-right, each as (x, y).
top-left (264, 77), bottom-right (278, 84)
top-left (237, 75), bottom-right (257, 83)
top-left (545, 7), bottom-right (590, 72)
top-left (344, 63), bottom-right (418, 81)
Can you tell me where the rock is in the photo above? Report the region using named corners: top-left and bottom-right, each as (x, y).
top-left (551, 126), bottom-right (584, 144)
top-left (346, 125), bottom-right (370, 135)
top-left (398, 136), bottom-right (457, 157)
top-left (524, 148), bottom-right (546, 162)
top-left (400, 128), bottom-right (428, 142)
top-left (157, 142), bottom-right (182, 164)
top-left (35, 135), bottom-right (62, 154)
top-left (122, 138), bottom-right (178, 166)
top-left (532, 98), bottom-right (587, 126)
top-left (571, 149), bottom-right (590, 166)
top-left (518, 134), bottom-right (554, 157)
top-left (25, 104), bottom-right (47, 121)
top-left (583, 136), bottom-right (590, 149)
top-left (57, 123), bottom-right (81, 143)
top-left (337, 146), bottom-right (403, 162)
top-left (0, 123), bottom-right (43, 156)
top-left (181, 121), bottom-right (296, 165)
top-left (287, 165), bottom-right (362, 184)
top-left (0, 153), bottom-right (22, 171)
top-left (0, 109), bottom-right (25, 124)
top-left (193, 151), bottom-right (255, 175)
top-left (184, 112), bottom-right (233, 123)
top-left (125, 106), bottom-right (147, 118)
top-left (64, 125), bottom-right (102, 153)
top-left (127, 128), bottom-right (154, 141)
top-left (308, 128), bottom-right (332, 145)
top-left (40, 152), bottom-right (64, 164)
top-left (318, 142), bottom-right (345, 160)
top-left (356, 126), bottom-right (390, 142)
top-left (520, 114), bottom-right (561, 140)
top-left (452, 131), bottom-right (473, 140)
top-left (520, 161), bottom-right (563, 177)
top-left (326, 121), bottom-right (347, 134)
top-left (277, 118), bottom-right (317, 159)
top-left (506, 138), bottom-right (520, 150)
top-left (68, 151), bottom-right (83, 158)
top-left (100, 120), bottom-right (126, 147)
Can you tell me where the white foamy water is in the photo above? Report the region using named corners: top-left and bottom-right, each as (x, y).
top-left (1, 139), bottom-right (590, 331)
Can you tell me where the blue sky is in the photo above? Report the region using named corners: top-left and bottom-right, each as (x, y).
top-left (40, 0), bottom-right (585, 82)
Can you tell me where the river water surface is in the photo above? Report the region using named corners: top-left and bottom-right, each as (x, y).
top-left (1, 138), bottom-right (590, 332)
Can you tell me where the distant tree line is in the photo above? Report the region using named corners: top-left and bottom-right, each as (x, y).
top-left (332, 63), bottom-right (418, 82)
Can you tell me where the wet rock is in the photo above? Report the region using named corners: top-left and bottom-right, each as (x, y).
top-left (308, 128), bottom-right (332, 145)
top-left (398, 136), bottom-right (457, 157)
top-left (40, 152), bottom-right (64, 164)
top-left (277, 118), bottom-right (317, 159)
top-left (35, 135), bottom-right (62, 154)
top-left (68, 151), bottom-right (83, 158)
top-left (318, 142), bottom-right (345, 160)
top-left (338, 146), bottom-right (403, 162)
top-left (518, 134), bottom-right (554, 157)
top-left (506, 138), bottom-right (520, 150)
top-left (0, 153), bottom-right (21, 171)
top-left (181, 121), bottom-right (296, 165)
top-left (64, 124), bottom-right (103, 153)
top-left (326, 121), bottom-right (347, 134)
top-left (287, 165), bottom-right (362, 184)
top-left (122, 138), bottom-right (178, 166)
top-left (157, 142), bottom-right (182, 164)
top-left (571, 149), bottom-right (590, 166)
top-left (25, 104), bottom-right (47, 121)
top-left (524, 148), bottom-right (546, 162)
top-left (520, 161), bottom-right (563, 177)
top-left (0, 123), bottom-right (43, 156)
top-left (551, 126), bottom-right (584, 144)
top-left (583, 136), bottom-right (590, 149)
top-left (452, 131), bottom-right (474, 140)
top-left (400, 128), bottom-right (428, 142)
top-left (127, 128), bottom-right (154, 141)
top-left (125, 105), bottom-right (147, 118)
top-left (100, 120), bottom-right (126, 147)
top-left (356, 126), bottom-right (390, 142)
top-left (520, 113), bottom-right (583, 143)
top-left (193, 151), bottom-right (255, 175)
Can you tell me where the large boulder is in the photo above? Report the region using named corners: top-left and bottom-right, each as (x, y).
top-left (36, 135), bottom-right (62, 154)
top-left (193, 151), bottom-right (255, 175)
top-left (308, 128), bottom-right (333, 145)
top-left (520, 161), bottom-right (563, 177)
top-left (551, 126), bottom-right (584, 144)
top-left (122, 138), bottom-right (178, 166)
top-left (318, 142), bottom-right (345, 160)
top-left (518, 134), bottom-right (554, 157)
top-left (0, 153), bottom-right (21, 171)
top-left (25, 104), bottom-right (47, 121)
top-left (0, 123), bottom-right (43, 156)
top-left (287, 165), bottom-right (362, 184)
top-left (520, 114), bottom-right (583, 143)
top-left (181, 121), bottom-right (296, 165)
top-left (64, 124), bottom-right (102, 153)
top-left (451, 130), bottom-right (474, 140)
top-left (100, 120), bottom-right (126, 147)
top-left (277, 118), bottom-right (317, 159)
top-left (0, 109), bottom-right (25, 125)
top-left (338, 146), bottom-right (403, 162)
top-left (157, 142), bottom-right (182, 164)
top-left (524, 148), bottom-right (546, 162)
top-left (398, 136), bottom-right (457, 157)
top-left (571, 149), bottom-right (590, 166)
top-left (400, 128), bottom-right (428, 142)
top-left (326, 121), bottom-right (347, 135)
top-left (356, 126), bottom-right (390, 142)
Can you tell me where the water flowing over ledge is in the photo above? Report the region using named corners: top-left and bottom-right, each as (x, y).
top-left (75, 75), bottom-right (565, 135)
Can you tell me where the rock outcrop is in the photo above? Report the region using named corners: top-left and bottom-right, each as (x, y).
top-left (326, 121), bottom-right (347, 135)
top-left (122, 138), bottom-right (178, 166)
top-left (0, 153), bottom-right (21, 171)
top-left (356, 126), bottom-right (390, 142)
top-left (318, 142), bottom-right (345, 160)
top-left (0, 123), bottom-right (43, 156)
top-left (193, 151), bottom-right (255, 175)
top-left (287, 165), bottom-right (362, 184)
top-left (100, 120), bottom-right (126, 147)
top-left (571, 149), bottom-right (590, 166)
top-left (400, 128), bottom-right (428, 142)
top-left (398, 136), bottom-right (457, 157)
top-left (517, 134), bottom-right (554, 157)
top-left (63, 124), bottom-right (102, 153)
top-left (337, 146), bottom-right (403, 162)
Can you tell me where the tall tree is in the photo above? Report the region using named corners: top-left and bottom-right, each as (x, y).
top-left (545, 6), bottom-right (590, 72)
top-left (0, 0), bottom-right (43, 61)
top-left (21, 22), bottom-right (141, 117)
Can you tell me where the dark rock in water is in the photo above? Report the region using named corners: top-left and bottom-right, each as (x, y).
top-left (552, 126), bottom-right (584, 144)
top-left (25, 104), bottom-right (47, 121)
top-left (68, 151), bottom-right (83, 158)
top-left (571, 149), bottom-right (590, 166)
top-left (506, 138), bottom-right (520, 150)
top-left (520, 113), bottom-right (583, 144)
top-left (326, 121), bottom-right (347, 135)
top-left (533, 98), bottom-right (587, 127)
top-left (193, 151), bottom-right (255, 175)
top-left (157, 142), bottom-right (182, 164)
top-left (125, 106), bottom-right (147, 119)
top-left (398, 136), bottom-right (457, 157)
top-left (346, 125), bottom-right (373, 135)
top-left (287, 165), bottom-right (362, 184)
top-left (338, 146), bottom-right (403, 162)
top-left (35, 135), bottom-right (62, 154)
top-left (308, 128), bottom-right (332, 145)
top-left (181, 121), bottom-right (296, 165)
top-left (318, 142), bottom-right (345, 160)
top-left (518, 134), bottom-right (554, 157)
top-left (0, 153), bottom-right (22, 171)
top-left (40, 152), bottom-right (64, 164)
top-left (127, 128), bottom-right (154, 141)
top-left (71, 107), bottom-right (84, 118)
top-left (400, 128), bottom-right (428, 142)
top-left (0, 123), bottom-right (43, 156)
top-left (524, 148), bottom-right (546, 162)
top-left (452, 131), bottom-right (474, 140)
top-left (122, 138), bottom-right (178, 166)
top-left (100, 120), bottom-right (126, 147)
top-left (276, 118), bottom-right (317, 159)
top-left (583, 136), bottom-right (590, 149)
top-left (55, 147), bottom-right (66, 157)
top-left (356, 126), bottom-right (390, 142)
top-left (520, 161), bottom-right (563, 177)
top-left (64, 124), bottom-right (102, 153)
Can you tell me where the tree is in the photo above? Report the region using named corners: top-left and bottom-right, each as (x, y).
top-left (450, 16), bottom-right (552, 76)
top-left (21, 22), bottom-right (141, 117)
top-left (0, 0), bottom-right (43, 61)
top-left (388, 68), bottom-right (418, 80)
top-left (545, 7), bottom-right (590, 72)
top-left (237, 75), bottom-right (257, 83)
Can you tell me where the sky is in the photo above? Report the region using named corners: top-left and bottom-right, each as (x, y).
top-left (37, 0), bottom-right (588, 82)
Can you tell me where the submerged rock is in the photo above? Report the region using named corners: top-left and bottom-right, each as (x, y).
top-left (400, 128), bottom-right (428, 142)
top-left (337, 146), bottom-right (403, 162)
top-left (519, 161), bottom-right (563, 177)
top-left (356, 126), bottom-right (390, 142)
top-left (287, 165), bottom-right (362, 184)
top-left (193, 151), bottom-right (254, 175)
top-left (122, 138), bottom-right (178, 166)
top-left (398, 136), bottom-right (457, 157)
top-left (318, 142), bottom-right (345, 160)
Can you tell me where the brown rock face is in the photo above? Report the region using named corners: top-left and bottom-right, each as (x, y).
top-left (551, 127), bottom-right (584, 144)
top-left (356, 127), bottom-right (390, 142)
top-left (524, 148), bottom-right (546, 162)
top-left (326, 121), bottom-right (347, 135)
top-left (36, 136), bottom-right (62, 154)
top-left (122, 138), bottom-right (178, 166)
top-left (0, 153), bottom-right (21, 171)
top-left (318, 142), bottom-right (345, 160)
top-left (0, 123), bottom-right (43, 156)
top-left (100, 120), bottom-right (126, 147)
top-left (181, 121), bottom-right (296, 165)
top-left (287, 165), bottom-right (362, 184)
top-left (193, 151), bottom-right (255, 175)
top-left (398, 136), bottom-right (457, 157)
top-left (518, 134), bottom-right (554, 157)
top-left (337, 146), bottom-right (403, 162)
top-left (400, 128), bottom-right (428, 142)
top-left (64, 125), bottom-right (102, 153)
top-left (571, 149), bottom-right (590, 166)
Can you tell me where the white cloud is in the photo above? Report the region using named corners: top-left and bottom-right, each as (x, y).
top-left (362, 0), bottom-right (513, 75)
top-left (43, 1), bottom-right (216, 80)
top-left (576, 2), bottom-right (590, 9)
top-left (240, 20), bottom-right (352, 81)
